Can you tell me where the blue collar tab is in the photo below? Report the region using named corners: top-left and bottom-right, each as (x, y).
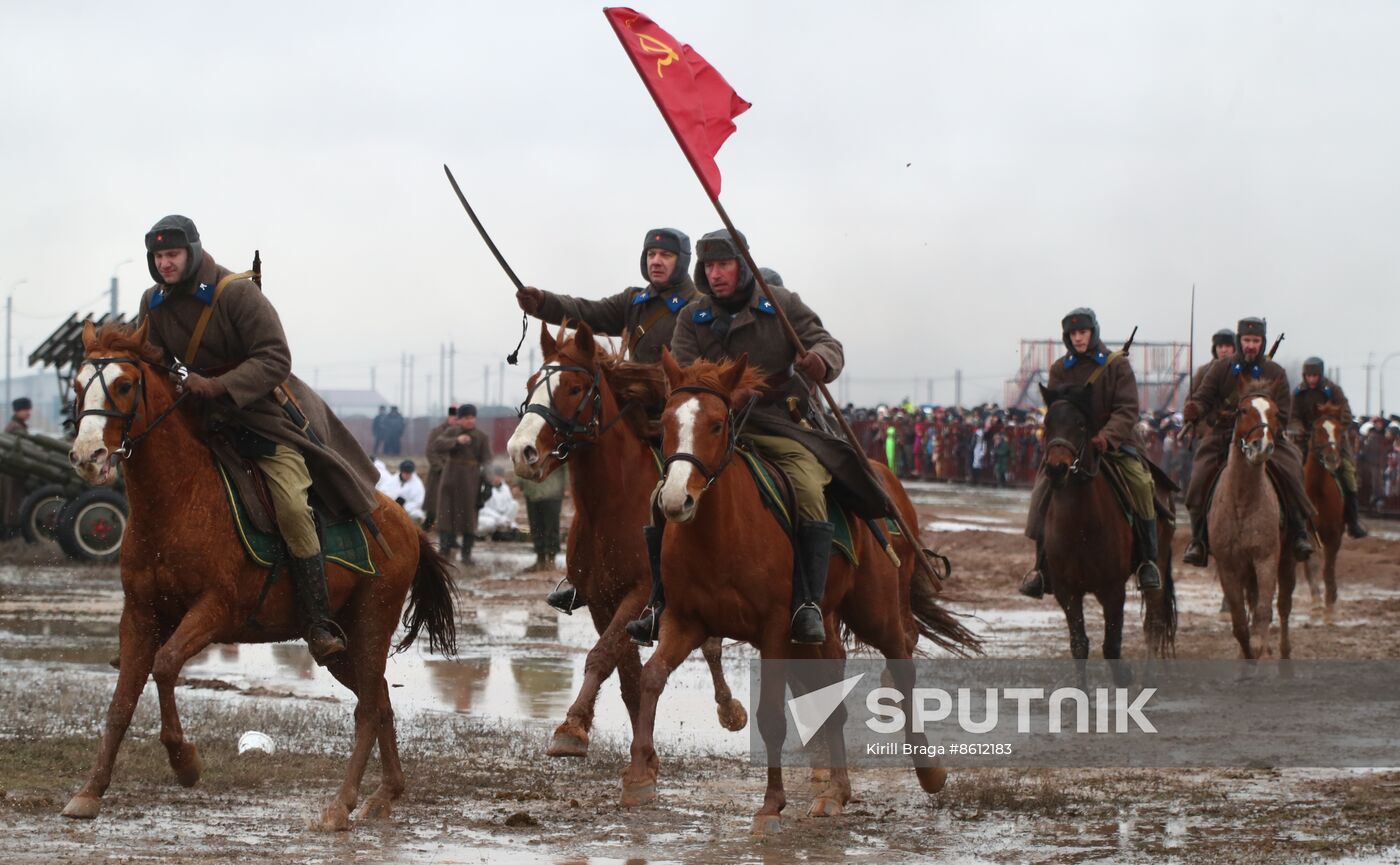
top-left (692, 307), bottom-right (714, 324)
top-left (631, 288), bottom-right (654, 305)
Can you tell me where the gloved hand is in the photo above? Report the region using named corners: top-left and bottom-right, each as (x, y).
top-left (795, 351), bottom-right (827, 382)
top-left (1091, 433), bottom-right (1109, 453)
top-left (1182, 402), bottom-right (1201, 424)
top-left (516, 286), bottom-right (544, 314)
top-left (183, 372), bottom-right (227, 400)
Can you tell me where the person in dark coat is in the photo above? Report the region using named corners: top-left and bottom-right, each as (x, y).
top-left (423, 405), bottom-right (456, 530)
top-left (1181, 317), bottom-right (1315, 565)
top-left (515, 228), bottom-right (698, 363)
top-left (1, 397), bottom-right (32, 534)
top-left (1292, 356), bottom-right (1367, 537)
top-left (431, 403), bottom-right (491, 563)
top-left (381, 406), bottom-right (405, 456)
top-left (628, 228), bottom-right (878, 645)
top-left (1020, 308), bottom-right (1161, 598)
top-left (371, 405), bottom-right (388, 455)
top-left (137, 215), bottom-right (379, 664)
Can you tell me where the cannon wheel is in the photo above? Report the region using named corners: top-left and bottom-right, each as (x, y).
top-left (18, 484), bottom-right (70, 544)
top-left (57, 489), bottom-right (128, 562)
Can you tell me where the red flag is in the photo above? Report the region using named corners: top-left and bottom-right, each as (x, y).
top-left (604, 7), bottom-right (751, 199)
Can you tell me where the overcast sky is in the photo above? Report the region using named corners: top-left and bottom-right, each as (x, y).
top-left (3, 1), bottom-right (1397, 414)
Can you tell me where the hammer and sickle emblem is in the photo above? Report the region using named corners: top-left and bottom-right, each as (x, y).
top-left (637, 34), bottom-right (679, 78)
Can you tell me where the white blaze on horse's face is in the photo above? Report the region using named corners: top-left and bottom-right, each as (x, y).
top-left (508, 362), bottom-right (554, 480)
top-left (1321, 419), bottom-right (1342, 470)
top-left (659, 396), bottom-right (701, 522)
top-left (69, 362), bottom-right (124, 486)
top-left (1242, 396), bottom-right (1276, 466)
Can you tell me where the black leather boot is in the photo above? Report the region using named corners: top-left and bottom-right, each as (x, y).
top-left (625, 524), bottom-right (666, 646)
top-left (1135, 518), bottom-right (1162, 590)
top-left (461, 536), bottom-right (475, 565)
top-left (791, 521), bottom-right (835, 644)
top-left (438, 532), bottom-right (457, 556)
top-left (289, 554), bottom-right (346, 666)
top-left (1290, 513), bottom-right (1315, 561)
top-left (1182, 511), bottom-right (1209, 567)
top-left (1343, 488), bottom-right (1369, 539)
top-left (1019, 542), bottom-right (1049, 598)
top-left (546, 575), bottom-right (586, 613)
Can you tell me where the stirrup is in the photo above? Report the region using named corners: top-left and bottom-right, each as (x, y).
top-left (1182, 541), bottom-right (1208, 567)
top-left (1018, 568), bottom-right (1046, 599)
top-left (1135, 561), bottom-right (1162, 591)
top-left (625, 606), bottom-right (660, 647)
top-left (546, 578), bottom-right (584, 614)
top-left (790, 603), bottom-right (826, 645)
top-left (305, 620), bottom-right (348, 666)
top-left (1347, 521), bottom-right (1368, 539)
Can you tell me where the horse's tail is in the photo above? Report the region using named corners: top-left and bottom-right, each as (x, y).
top-left (1141, 531), bottom-right (1178, 658)
top-left (395, 531), bottom-right (459, 656)
top-left (909, 560), bottom-right (983, 657)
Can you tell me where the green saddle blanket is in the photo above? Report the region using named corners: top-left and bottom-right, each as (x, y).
top-left (215, 462), bottom-right (378, 576)
top-left (737, 446), bottom-right (898, 566)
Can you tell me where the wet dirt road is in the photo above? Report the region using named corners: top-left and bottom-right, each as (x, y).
top-left (2, 484), bottom-right (1399, 864)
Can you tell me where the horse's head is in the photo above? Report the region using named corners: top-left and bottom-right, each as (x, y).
top-left (1233, 389), bottom-right (1278, 466)
top-left (656, 349), bottom-right (764, 523)
top-left (1311, 403), bottom-right (1343, 472)
top-left (508, 322), bottom-right (605, 480)
top-left (69, 319), bottom-right (167, 485)
top-left (1038, 383), bottom-right (1093, 486)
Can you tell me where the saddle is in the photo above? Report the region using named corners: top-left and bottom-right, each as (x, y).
top-left (208, 437), bottom-right (376, 576)
top-left (1098, 450), bottom-right (1178, 527)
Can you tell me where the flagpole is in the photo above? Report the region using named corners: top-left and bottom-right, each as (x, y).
top-left (605, 13), bottom-right (943, 591)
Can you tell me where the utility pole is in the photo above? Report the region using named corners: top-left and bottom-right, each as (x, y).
top-left (1364, 353), bottom-right (1375, 417)
top-left (427, 373), bottom-right (434, 417)
top-left (498, 360), bottom-right (505, 407)
top-left (926, 379), bottom-right (933, 405)
top-left (399, 353), bottom-right (407, 408)
top-left (483, 364), bottom-right (490, 409)
top-left (370, 366), bottom-right (376, 394)
top-left (954, 369), bottom-right (963, 409)
top-left (439, 344), bottom-right (446, 414)
top-left (5, 279), bottom-right (28, 410)
top-left (449, 342), bottom-right (456, 403)
top-left (408, 355), bottom-right (415, 419)
top-left (110, 258), bottom-right (133, 319)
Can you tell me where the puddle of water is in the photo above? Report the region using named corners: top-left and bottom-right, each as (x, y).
top-left (927, 520), bottom-right (1019, 535)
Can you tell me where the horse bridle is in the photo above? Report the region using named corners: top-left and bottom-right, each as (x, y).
top-left (519, 363), bottom-right (638, 461)
top-left (661, 384), bottom-right (756, 491)
top-left (75, 355), bottom-right (190, 459)
top-left (1042, 400), bottom-right (1098, 479)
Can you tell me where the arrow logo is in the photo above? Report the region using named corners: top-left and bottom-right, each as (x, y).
top-left (787, 674), bottom-right (865, 746)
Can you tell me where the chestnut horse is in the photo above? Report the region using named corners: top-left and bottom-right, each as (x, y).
top-left (621, 352), bottom-right (979, 835)
top-left (1039, 384), bottom-right (1177, 669)
top-left (1209, 390), bottom-right (1297, 658)
top-left (1302, 404), bottom-right (1346, 612)
top-left (63, 322), bottom-right (457, 830)
top-left (506, 323), bottom-right (745, 757)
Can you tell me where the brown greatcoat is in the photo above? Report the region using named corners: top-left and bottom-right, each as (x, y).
top-left (670, 281), bottom-right (888, 519)
top-left (1183, 356), bottom-right (1315, 520)
top-left (1025, 341), bottom-right (1141, 539)
top-left (137, 254), bottom-right (379, 521)
top-left (536, 277), bottom-right (699, 363)
top-left (1, 415), bottom-right (27, 529)
top-left (1292, 377), bottom-right (1354, 455)
top-left (431, 426), bottom-right (491, 536)
top-left (423, 418), bottom-right (454, 520)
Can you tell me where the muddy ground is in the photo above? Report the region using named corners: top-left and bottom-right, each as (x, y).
top-left (1, 483), bottom-right (1398, 864)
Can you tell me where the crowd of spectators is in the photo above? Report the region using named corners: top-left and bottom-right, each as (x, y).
top-left (845, 400), bottom-right (1400, 515)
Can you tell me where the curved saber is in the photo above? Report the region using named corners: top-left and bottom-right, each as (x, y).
top-left (442, 163), bottom-right (528, 363)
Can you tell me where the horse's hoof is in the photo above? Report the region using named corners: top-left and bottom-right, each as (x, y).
top-left (808, 796), bottom-right (844, 817)
top-left (172, 743), bottom-right (203, 787)
top-left (355, 797), bottom-right (394, 821)
top-left (620, 780), bottom-right (657, 807)
top-left (61, 795), bottom-right (102, 820)
top-left (917, 766), bottom-right (948, 794)
top-left (751, 814), bottom-right (783, 836)
top-left (809, 768), bottom-right (832, 784)
top-left (313, 802), bottom-right (352, 832)
top-left (546, 727), bottom-right (589, 758)
top-left (717, 698), bottom-right (748, 732)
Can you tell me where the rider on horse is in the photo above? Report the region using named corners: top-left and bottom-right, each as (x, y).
top-left (1292, 356), bottom-right (1367, 538)
top-left (515, 228), bottom-right (698, 613)
top-left (1021, 308), bottom-right (1163, 598)
top-left (1193, 329), bottom-right (1236, 390)
top-left (137, 215), bottom-right (382, 664)
top-left (624, 228), bottom-right (886, 645)
top-left (1181, 316), bottom-right (1316, 565)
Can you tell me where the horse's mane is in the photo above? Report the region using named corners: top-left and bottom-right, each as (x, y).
top-left (554, 333), bottom-right (669, 412)
top-left (90, 323), bottom-right (163, 366)
top-left (672, 356), bottom-right (770, 404)
top-left (1238, 382), bottom-right (1276, 401)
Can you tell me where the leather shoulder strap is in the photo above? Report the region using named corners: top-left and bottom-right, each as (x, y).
top-left (1085, 351), bottom-right (1125, 386)
top-left (185, 270), bottom-right (253, 366)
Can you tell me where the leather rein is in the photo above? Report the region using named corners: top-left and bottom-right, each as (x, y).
top-left (75, 355), bottom-right (191, 459)
top-left (519, 363), bottom-right (641, 461)
top-left (662, 384), bottom-right (757, 491)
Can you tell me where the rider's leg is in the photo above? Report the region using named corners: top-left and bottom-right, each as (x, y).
top-left (1271, 439), bottom-right (1317, 560)
top-left (1020, 473), bottom-right (1051, 598)
top-left (1338, 452), bottom-right (1368, 538)
top-left (623, 523), bottom-right (666, 645)
top-left (1182, 437), bottom-right (1221, 566)
top-left (256, 446), bottom-right (345, 664)
top-left (1109, 449), bottom-right (1162, 590)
